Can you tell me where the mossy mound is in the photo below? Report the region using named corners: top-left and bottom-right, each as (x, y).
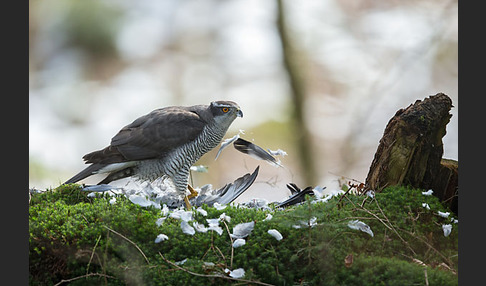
top-left (29, 185), bottom-right (457, 285)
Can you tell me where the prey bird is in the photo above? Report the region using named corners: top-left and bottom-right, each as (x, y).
top-left (64, 101), bottom-right (243, 208)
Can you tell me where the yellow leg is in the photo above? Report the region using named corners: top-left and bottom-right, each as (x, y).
top-left (184, 184), bottom-right (199, 209)
top-left (184, 196), bottom-right (191, 210)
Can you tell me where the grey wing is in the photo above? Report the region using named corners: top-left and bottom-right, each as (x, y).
top-left (83, 107), bottom-right (207, 164)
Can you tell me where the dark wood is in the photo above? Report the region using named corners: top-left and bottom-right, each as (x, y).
top-left (365, 93), bottom-right (457, 212)
top-left (433, 158), bottom-right (458, 213)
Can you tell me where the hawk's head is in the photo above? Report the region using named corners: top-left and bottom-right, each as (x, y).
top-left (210, 101), bottom-right (243, 127)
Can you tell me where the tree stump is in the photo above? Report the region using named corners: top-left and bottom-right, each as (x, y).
top-left (365, 93), bottom-right (457, 213)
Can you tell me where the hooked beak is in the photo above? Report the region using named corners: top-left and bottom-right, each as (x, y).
top-left (236, 109), bottom-right (243, 118)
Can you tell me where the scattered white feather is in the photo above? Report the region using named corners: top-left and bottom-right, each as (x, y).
top-left (219, 213), bottom-right (231, 223)
top-left (442, 224), bottom-right (452, 237)
top-left (366, 190), bottom-right (375, 199)
top-left (267, 229), bottom-right (283, 241)
top-left (196, 207), bottom-right (208, 216)
top-left (109, 197), bottom-right (117, 205)
top-left (129, 193), bottom-right (160, 209)
top-left (242, 198), bottom-right (270, 210)
top-left (154, 234), bottom-right (169, 243)
top-left (213, 202), bottom-right (227, 210)
top-left (208, 224), bottom-right (223, 235)
top-left (206, 218), bottom-right (223, 235)
top-left (422, 189), bottom-right (434, 196)
top-left (193, 222), bottom-right (208, 233)
top-left (422, 203), bottom-right (430, 210)
top-left (204, 262), bottom-right (215, 267)
top-left (215, 134), bottom-right (240, 160)
top-left (232, 238), bottom-right (246, 248)
top-left (206, 218), bottom-right (220, 225)
top-left (348, 220), bottom-right (374, 237)
top-left (169, 209), bottom-right (193, 222)
top-left (312, 186), bottom-right (326, 199)
top-left (225, 268), bottom-right (245, 279)
top-left (320, 189), bottom-right (345, 203)
top-left (129, 194), bottom-right (153, 207)
top-left (155, 217), bottom-right (166, 227)
top-left (161, 204), bottom-right (170, 216)
top-left (263, 213), bottom-right (273, 221)
top-left (438, 211), bottom-right (450, 218)
top-left (175, 258), bottom-right (187, 265)
top-left (292, 217), bottom-right (318, 229)
top-left (181, 220), bottom-right (195, 235)
top-left (451, 218), bottom-right (458, 224)
top-left (309, 217), bottom-right (317, 228)
top-left (230, 221), bottom-right (255, 239)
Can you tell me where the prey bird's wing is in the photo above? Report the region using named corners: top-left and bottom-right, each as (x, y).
top-left (232, 138), bottom-right (280, 166)
top-left (194, 166), bottom-right (260, 207)
top-left (277, 185), bottom-right (315, 208)
top-left (83, 107), bottom-right (207, 165)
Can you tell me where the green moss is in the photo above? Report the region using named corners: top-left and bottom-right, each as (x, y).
top-left (336, 256), bottom-right (456, 286)
top-left (29, 184), bottom-right (457, 285)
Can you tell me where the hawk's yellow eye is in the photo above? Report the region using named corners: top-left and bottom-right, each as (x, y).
top-left (222, 107), bottom-right (229, 113)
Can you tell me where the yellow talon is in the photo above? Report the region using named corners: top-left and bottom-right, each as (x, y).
top-left (184, 185), bottom-right (199, 209)
top-left (187, 184), bottom-right (199, 199)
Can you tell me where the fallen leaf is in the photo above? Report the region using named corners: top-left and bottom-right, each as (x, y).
top-left (345, 254), bottom-right (353, 268)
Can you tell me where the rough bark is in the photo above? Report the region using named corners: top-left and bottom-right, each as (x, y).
top-left (433, 158), bottom-right (458, 213)
top-left (365, 93), bottom-right (457, 212)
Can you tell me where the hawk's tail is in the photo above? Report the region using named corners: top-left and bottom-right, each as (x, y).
top-left (64, 163), bottom-right (105, 185)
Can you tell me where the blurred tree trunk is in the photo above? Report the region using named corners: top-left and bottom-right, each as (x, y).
top-left (276, 0), bottom-right (316, 186)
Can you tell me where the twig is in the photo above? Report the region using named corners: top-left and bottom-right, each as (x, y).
top-left (103, 225), bottom-right (150, 265)
top-left (398, 227), bottom-right (454, 269)
top-left (424, 268), bottom-right (429, 286)
top-left (374, 198), bottom-right (417, 256)
top-left (344, 195), bottom-right (392, 231)
top-left (337, 184), bottom-right (356, 205)
top-left (221, 219), bottom-right (234, 268)
top-left (201, 231), bottom-right (226, 262)
top-left (54, 273), bottom-right (115, 286)
top-left (269, 244), bottom-right (280, 276)
top-left (306, 200), bottom-right (313, 266)
top-left (159, 252), bottom-right (275, 286)
top-left (337, 216), bottom-right (376, 222)
top-left (344, 194), bottom-right (417, 255)
top-left (86, 234), bottom-right (102, 275)
top-left (327, 172), bottom-right (364, 186)
top-left (103, 229), bottom-right (110, 284)
top-left (214, 245), bottom-right (226, 262)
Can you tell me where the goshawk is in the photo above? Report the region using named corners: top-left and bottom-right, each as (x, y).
top-left (64, 101), bottom-right (243, 208)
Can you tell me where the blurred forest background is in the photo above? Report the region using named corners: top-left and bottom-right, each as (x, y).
top-left (29, 0), bottom-right (458, 202)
